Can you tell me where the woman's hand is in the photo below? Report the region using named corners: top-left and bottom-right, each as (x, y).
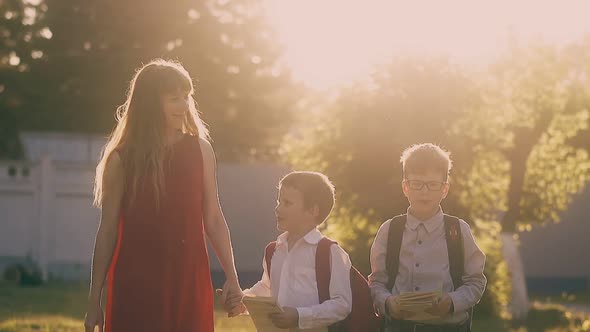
top-left (217, 280), bottom-right (244, 317)
top-left (84, 302), bottom-right (105, 332)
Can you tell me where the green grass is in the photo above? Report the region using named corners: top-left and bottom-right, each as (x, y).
top-left (532, 292), bottom-right (590, 305)
top-left (1, 281), bottom-right (589, 332)
top-left (0, 281), bottom-right (254, 332)
top-left (0, 316), bottom-right (82, 332)
top-left (0, 281), bottom-right (88, 320)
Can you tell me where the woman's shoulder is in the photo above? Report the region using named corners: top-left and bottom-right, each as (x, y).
top-left (103, 150), bottom-right (125, 183)
top-left (193, 136), bottom-right (213, 156)
top-left (194, 135), bottom-right (211, 147)
top-left (180, 135), bottom-right (214, 166)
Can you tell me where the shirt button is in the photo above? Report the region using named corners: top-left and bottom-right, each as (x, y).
top-left (418, 240), bottom-right (423, 245)
top-left (415, 263), bottom-right (420, 267)
top-left (415, 286), bottom-right (420, 291)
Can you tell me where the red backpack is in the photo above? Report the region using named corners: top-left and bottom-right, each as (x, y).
top-left (265, 237), bottom-right (381, 332)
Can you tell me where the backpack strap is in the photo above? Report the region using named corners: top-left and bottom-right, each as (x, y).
top-left (443, 214), bottom-right (464, 289)
top-left (443, 214), bottom-right (474, 328)
top-left (264, 241), bottom-right (277, 278)
top-left (385, 213), bottom-right (473, 326)
top-left (265, 237), bottom-right (337, 304)
top-left (316, 237), bottom-right (337, 303)
top-left (385, 215), bottom-right (407, 290)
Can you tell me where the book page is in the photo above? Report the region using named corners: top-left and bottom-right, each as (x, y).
top-left (243, 296), bottom-right (285, 332)
top-left (397, 283), bottom-right (443, 321)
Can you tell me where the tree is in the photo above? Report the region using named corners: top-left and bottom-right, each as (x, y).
top-left (2, 0), bottom-right (298, 161)
top-left (282, 57), bottom-right (482, 271)
top-left (453, 43), bottom-right (590, 320)
top-left (281, 44), bottom-right (590, 319)
top-left (0, 0), bottom-right (50, 158)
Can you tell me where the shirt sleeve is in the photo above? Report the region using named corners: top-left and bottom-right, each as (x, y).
top-left (368, 220), bottom-right (393, 316)
top-left (448, 220), bottom-right (487, 314)
top-left (296, 245), bottom-right (353, 329)
top-left (243, 254), bottom-right (272, 298)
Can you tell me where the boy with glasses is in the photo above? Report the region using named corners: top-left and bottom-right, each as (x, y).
top-left (368, 143), bottom-right (486, 332)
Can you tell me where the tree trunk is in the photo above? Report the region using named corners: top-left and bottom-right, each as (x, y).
top-left (501, 233), bottom-right (529, 322)
top-left (500, 112), bottom-right (552, 321)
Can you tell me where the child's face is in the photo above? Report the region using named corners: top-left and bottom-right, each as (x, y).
top-left (402, 169), bottom-right (449, 218)
top-left (275, 185), bottom-right (319, 233)
top-left (161, 90), bottom-right (190, 132)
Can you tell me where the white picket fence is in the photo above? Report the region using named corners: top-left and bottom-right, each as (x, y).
top-left (0, 157), bottom-right (99, 279)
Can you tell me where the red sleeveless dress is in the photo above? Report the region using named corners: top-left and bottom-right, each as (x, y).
top-left (105, 135), bottom-right (214, 332)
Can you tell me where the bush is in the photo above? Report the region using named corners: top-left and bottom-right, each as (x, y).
top-left (525, 302), bottom-right (590, 331)
top-left (2, 261), bottom-right (44, 287)
top-left (321, 205), bottom-right (380, 276)
top-left (471, 219), bottom-right (511, 318)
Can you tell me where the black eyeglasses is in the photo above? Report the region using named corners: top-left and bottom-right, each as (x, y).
top-left (404, 180), bottom-right (447, 191)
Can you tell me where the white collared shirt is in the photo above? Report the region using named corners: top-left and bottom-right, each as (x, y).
top-left (368, 208), bottom-right (487, 325)
top-left (244, 228), bottom-right (353, 331)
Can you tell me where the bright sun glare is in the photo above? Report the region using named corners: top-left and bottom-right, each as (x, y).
top-left (263, 0), bottom-right (590, 90)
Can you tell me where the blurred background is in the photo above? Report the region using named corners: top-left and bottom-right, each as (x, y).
top-left (1, 0), bottom-right (590, 331)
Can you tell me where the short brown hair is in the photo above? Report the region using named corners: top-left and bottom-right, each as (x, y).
top-left (279, 171), bottom-right (335, 224)
top-left (400, 143), bottom-right (453, 181)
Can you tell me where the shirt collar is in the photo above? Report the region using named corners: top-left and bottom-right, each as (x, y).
top-left (276, 227), bottom-right (323, 247)
top-left (406, 207), bottom-right (444, 233)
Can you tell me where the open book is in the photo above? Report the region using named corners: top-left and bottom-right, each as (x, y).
top-left (396, 286), bottom-right (443, 321)
top-left (242, 296), bottom-right (284, 332)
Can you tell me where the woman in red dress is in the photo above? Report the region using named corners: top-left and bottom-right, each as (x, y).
top-left (84, 59), bottom-right (243, 332)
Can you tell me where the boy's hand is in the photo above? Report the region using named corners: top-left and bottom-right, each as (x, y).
top-left (386, 295), bottom-right (415, 320)
top-left (234, 302), bottom-right (248, 316)
top-left (269, 307), bottom-right (299, 329)
top-left (214, 294), bottom-right (244, 318)
top-left (425, 293), bottom-right (453, 317)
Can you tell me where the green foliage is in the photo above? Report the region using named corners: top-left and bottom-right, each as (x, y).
top-left (282, 44), bottom-right (590, 318)
top-left (471, 220), bottom-right (511, 318)
top-left (320, 204), bottom-right (380, 275)
top-left (453, 44), bottom-right (590, 231)
top-left (521, 110), bottom-right (590, 225)
top-left (0, 0), bottom-right (50, 158)
top-left (455, 150), bottom-right (510, 222)
top-left (2, 258), bottom-right (43, 287)
top-left (282, 57), bottom-right (479, 220)
top-left (1, 0), bottom-right (298, 161)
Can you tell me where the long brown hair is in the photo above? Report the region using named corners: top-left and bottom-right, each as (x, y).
top-left (93, 59), bottom-right (209, 208)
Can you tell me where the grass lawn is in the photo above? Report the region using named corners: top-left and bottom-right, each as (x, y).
top-left (0, 281), bottom-right (254, 332)
top-left (532, 291), bottom-right (590, 305)
top-left (1, 282), bottom-right (589, 332)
